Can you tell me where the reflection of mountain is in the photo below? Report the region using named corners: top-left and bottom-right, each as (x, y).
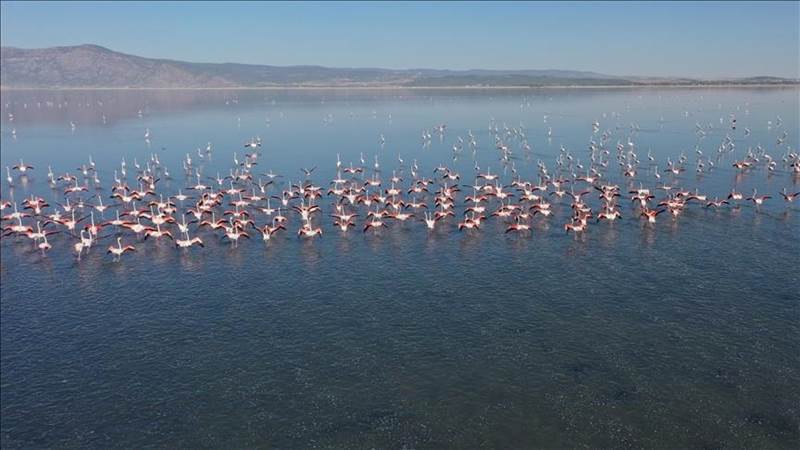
top-left (2, 45), bottom-right (797, 88)
top-left (0, 88), bottom-right (496, 125)
top-left (0, 89), bottom-right (239, 125)
top-left (0, 88), bottom-right (578, 125)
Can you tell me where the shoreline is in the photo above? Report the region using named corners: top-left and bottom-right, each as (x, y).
top-left (1, 84), bottom-right (798, 91)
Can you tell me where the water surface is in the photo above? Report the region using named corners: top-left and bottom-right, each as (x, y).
top-left (1, 88), bottom-right (799, 448)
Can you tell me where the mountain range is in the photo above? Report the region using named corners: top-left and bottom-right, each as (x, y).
top-left (1, 44), bottom-right (797, 89)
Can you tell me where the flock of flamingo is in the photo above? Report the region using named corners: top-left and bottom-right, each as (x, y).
top-left (1, 115), bottom-right (799, 261)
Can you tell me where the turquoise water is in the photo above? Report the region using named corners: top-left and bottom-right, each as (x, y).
top-left (1, 88), bottom-right (798, 448)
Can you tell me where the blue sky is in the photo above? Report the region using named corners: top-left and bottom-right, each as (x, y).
top-left (1, 1), bottom-right (798, 78)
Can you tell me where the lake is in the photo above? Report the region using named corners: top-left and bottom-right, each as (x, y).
top-left (1, 87), bottom-right (799, 448)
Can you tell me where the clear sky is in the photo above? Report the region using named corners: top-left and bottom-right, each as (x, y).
top-left (2, 1), bottom-right (798, 78)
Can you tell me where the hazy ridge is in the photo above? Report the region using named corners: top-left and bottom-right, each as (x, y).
top-left (1, 44), bottom-right (797, 88)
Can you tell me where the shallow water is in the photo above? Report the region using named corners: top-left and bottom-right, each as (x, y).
top-left (1, 88), bottom-right (799, 448)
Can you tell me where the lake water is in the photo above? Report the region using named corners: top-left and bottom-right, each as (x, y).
top-left (1, 87), bottom-right (799, 449)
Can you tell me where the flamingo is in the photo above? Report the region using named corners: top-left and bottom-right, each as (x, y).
top-left (298, 220), bottom-right (323, 238)
top-left (779, 189), bottom-right (799, 203)
top-left (564, 220), bottom-right (587, 233)
top-left (37, 235), bottom-right (52, 255)
top-left (257, 221), bottom-right (286, 241)
top-left (73, 230), bottom-right (90, 259)
top-left (107, 237), bottom-right (135, 259)
top-left (176, 233), bottom-right (204, 248)
top-left (641, 208), bottom-right (665, 224)
top-left (11, 159), bottom-right (34, 173)
top-left (222, 226), bottom-right (250, 245)
top-left (746, 189), bottom-right (771, 206)
top-left (143, 224), bottom-right (174, 241)
top-left (506, 217), bottom-right (531, 234)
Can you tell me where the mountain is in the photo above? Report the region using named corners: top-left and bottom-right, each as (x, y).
top-left (1, 45), bottom-right (797, 88)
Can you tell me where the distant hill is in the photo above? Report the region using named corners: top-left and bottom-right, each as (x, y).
top-left (1, 44), bottom-right (797, 88)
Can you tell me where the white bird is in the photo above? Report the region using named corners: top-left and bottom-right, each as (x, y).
top-left (107, 237), bottom-right (135, 259)
top-left (176, 233), bottom-right (204, 248)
